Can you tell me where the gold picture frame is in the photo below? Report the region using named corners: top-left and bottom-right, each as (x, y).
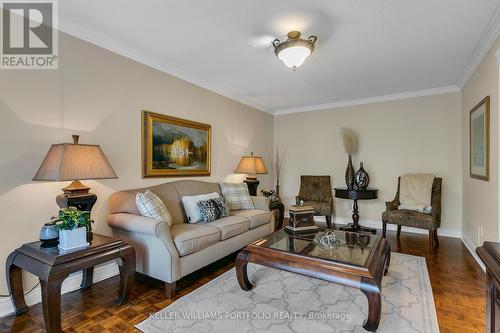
top-left (469, 96), bottom-right (490, 181)
top-left (142, 110), bottom-right (211, 178)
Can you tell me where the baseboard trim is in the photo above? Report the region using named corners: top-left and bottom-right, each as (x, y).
top-left (0, 261), bottom-right (119, 318)
top-left (298, 215), bottom-right (463, 238)
top-left (461, 235), bottom-right (486, 272)
top-left (335, 217), bottom-right (461, 238)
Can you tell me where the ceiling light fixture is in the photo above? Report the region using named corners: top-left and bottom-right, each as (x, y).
top-left (272, 31), bottom-right (317, 70)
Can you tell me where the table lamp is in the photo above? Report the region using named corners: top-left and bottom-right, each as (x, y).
top-left (234, 152), bottom-right (268, 196)
top-left (33, 135), bottom-right (118, 237)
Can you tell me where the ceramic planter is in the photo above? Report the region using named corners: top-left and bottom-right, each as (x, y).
top-left (58, 226), bottom-right (89, 251)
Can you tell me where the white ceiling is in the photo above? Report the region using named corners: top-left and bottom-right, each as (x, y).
top-left (59, 0), bottom-right (500, 114)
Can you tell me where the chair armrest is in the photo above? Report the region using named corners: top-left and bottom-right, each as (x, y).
top-left (432, 205), bottom-right (441, 227)
top-left (107, 213), bottom-right (168, 237)
top-left (252, 196), bottom-right (270, 211)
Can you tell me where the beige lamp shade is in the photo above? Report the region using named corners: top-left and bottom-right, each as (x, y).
top-left (33, 139), bottom-right (117, 182)
top-left (234, 152), bottom-right (268, 178)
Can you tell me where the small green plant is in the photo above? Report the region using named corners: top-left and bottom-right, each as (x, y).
top-left (54, 207), bottom-right (91, 230)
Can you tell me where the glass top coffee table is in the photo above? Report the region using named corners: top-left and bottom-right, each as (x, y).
top-left (236, 229), bottom-right (391, 332)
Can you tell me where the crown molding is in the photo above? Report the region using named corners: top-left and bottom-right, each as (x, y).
top-left (58, 18), bottom-right (272, 115)
top-left (457, 4), bottom-right (500, 88)
top-left (59, 14), bottom-right (492, 116)
top-left (272, 85), bottom-right (461, 116)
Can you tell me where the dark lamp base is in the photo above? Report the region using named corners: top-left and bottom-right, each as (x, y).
top-left (56, 190), bottom-right (97, 242)
top-left (244, 178), bottom-right (260, 196)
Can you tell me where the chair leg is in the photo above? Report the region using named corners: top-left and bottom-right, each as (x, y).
top-left (165, 282), bottom-right (176, 299)
top-left (396, 225), bottom-right (402, 238)
top-left (325, 216), bottom-right (332, 229)
top-left (433, 230), bottom-right (439, 248)
top-left (382, 222), bottom-right (387, 238)
top-left (428, 230), bottom-right (435, 253)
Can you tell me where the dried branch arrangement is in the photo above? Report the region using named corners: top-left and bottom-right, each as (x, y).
top-left (341, 127), bottom-right (358, 155)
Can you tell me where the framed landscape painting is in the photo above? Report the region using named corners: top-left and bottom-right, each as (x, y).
top-left (142, 111), bottom-right (211, 177)
top-left (470, 96), bottom-right (490, 181)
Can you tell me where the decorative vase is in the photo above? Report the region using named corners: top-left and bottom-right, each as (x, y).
top-left (345, 155), bottom-right (355, 190)
top-left (58, 227), bottom-right (89, 251)
top-left (275, 184), bottom-right (280, 201)
top-left (39, 223), bottom-right (59, 248)
top-left (354, 162), bottom-right (370, 190)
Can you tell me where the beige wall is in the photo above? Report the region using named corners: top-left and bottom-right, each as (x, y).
top-left (461, 37), bottom-right (500, 246)
top-left (0, 32), bottom-right (273, 294)
top-left (274, 93), bottom-right (463, 236)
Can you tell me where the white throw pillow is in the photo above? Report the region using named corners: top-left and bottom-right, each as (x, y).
top-left (182, 192), bottom-right (220, 223)
top-left (219, 182), bottom-right (255, 211)
top-left (136, 190), bottom-right (172, 226)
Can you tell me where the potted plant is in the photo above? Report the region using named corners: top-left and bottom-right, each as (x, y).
top-left (54, 207), bottom-right (91, 251)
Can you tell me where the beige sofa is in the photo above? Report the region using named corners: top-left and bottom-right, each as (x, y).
top-left (107, 180), bottom-right (274, 298)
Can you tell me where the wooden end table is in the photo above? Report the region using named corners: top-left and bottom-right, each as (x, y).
top-left (269, 200), bottom-right (285, 230)
top-left (236, 229), bottom-right (390, 331)
top-left (334, 187), bottom-right (378, 234)
top-left (6, 234), bottom-right (135, 333)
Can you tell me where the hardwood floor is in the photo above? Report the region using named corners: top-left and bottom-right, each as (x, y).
top-left (0, 228), bottom-right (485, 333)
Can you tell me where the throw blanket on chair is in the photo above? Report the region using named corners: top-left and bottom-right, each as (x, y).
top-left (398, 174), bottom-right (435, 214)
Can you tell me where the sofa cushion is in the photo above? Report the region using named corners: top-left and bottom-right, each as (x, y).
top-left (170, 223), bottom-right (220, 256)
top-left (208, 216), bottom-right (249, 240)
top-left (302, 201), bottom-right (332, 216)
top-left (382, 210), bottom-right (436, 230)
top-left (231, 209), bottom-right (271, 229)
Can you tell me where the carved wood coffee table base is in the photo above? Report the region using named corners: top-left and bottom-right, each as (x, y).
top-left (236, 230), bottom-right (390, 332)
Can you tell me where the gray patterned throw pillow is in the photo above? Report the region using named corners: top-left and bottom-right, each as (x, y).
top-left (197, 197), bottom-right (230, 223)
top-left (197, 199), bottom-right (219, 223)
top-left (219, 182), bottom-right (255, 211)
top-left (213, 197), bottom-right (230, 218)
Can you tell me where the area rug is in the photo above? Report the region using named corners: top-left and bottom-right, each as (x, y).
top-left (136, 253), bottom-right (439, 333)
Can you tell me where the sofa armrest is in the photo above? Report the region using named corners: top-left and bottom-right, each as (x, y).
top-left (252, 196), bottom-right (270, 211)
top-left (107, 213), bottom-right (181, 283)
top-left (107, 213), bottom-right (168, 236)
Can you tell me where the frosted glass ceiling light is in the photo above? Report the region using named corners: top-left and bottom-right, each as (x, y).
top-left (272, 31), bottom-right (317, 70)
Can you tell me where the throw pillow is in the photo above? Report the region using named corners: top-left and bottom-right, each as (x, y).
top-left (219, 182), bottom-right (255, 211)
top-left (181, 192), bottom-right (220, 223)
top-left (136, 190), bottom-right (172, 226)
top-left (197, 197), bottom-right (231, 223)
top-left (197, 199), bottom-right (219, 223)
top-left (212, 197), bottom-right (230, 218)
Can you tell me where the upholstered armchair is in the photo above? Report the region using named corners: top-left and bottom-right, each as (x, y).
top-left (296, 175), bottom-right (334, 228)
top-left (382, 177), bottom-right (442, 252)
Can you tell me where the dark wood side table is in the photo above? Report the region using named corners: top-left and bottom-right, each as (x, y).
top-left (6, 234), bottom-right (135, 333)
top-left (477, 242), bottom-right (500, 332)
top-left (269, 200), bottom-right (285, 230)
top-left (334, 188), bottom-right (378, 234)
